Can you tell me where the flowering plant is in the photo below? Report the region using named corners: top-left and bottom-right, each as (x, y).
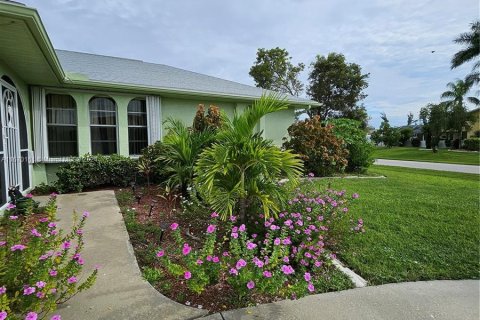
top-left (0, 194), bottom-right (97, 320)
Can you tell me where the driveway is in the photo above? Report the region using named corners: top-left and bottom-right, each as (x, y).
top-left (375, 159), bottom-right (480, 174)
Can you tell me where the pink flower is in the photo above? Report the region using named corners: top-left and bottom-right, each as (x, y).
top-left (67, 276), bottom-right (77, 284)
top-left (304, 272), bottom-right (311, 282)
top-left (231, 232), bottom-right (238, 239)
top-left (36, 292), bottom-right (45, 299)
top-left (36, 281), bottom-right (46, 288)
top-left (184, 271), bottom-right (191, 280)
top-left (77, 257), bottom-right (85, 265)
top-left (50, 315), bottom-right (62, 320)
top-left (25, 312), bottom-right (38, 320)
top-left (182, 243), bottom-right (191, 255)
top-left (246, 281), bottom-right (255, 290)
top-left (9, 215), bottom-right (18, 220)
top-left (6, 203), bottom-right (16, 210)
top-left (11, 244), bottom-right (26, 251)
top-left (25, 193), bottom-right (33, 198)
top-left (229, 268), bottom-right (238, 276)
top-left (307, 283), bottom-right (315, 292)
top-left (61, 241), bottom-right (71, 250)
top-left (263, 271), bottom-right (272, 278)
top-left (246, 242), bottom-right (257, 250)
top-left (24, 287), bottom-right (36, 295)
top-left (82, 211), bottom-right (90, 218)
top-left (273, 238), bottom-right (281, 246)
top-left (352, 193), bottom-right (359, 199)
top-left (76, 229), bottom-right (84, 235)
top-left (210, 212), bottom-right (219, 218)
top-left (0, 286), bottom-right (6, 294)
top-left (0, 241), bottom-right (5, 247)
top-left (314, 261), bottom-right (323, 268)
top-left (206, 224), bottom-right (216, 234)
top-left (156, 250), bottom-right (165, 257)
top-left (283, 256), bottom-right (290, 263)
top-left (30, 229), bottom-right (42, 237)
top-left (238, 224), bottom-right (246, 232)
top-left (229, 215), bottom-right (237, 222)
top-left (236, 259), bottom-right (247, 269)
top-left (222, 251), bottom-right (230, 257)
top-left (0, 311), bottom-right (7, 320)
top-left (212, 256), bottom-right (220, 263)
top-left (49, 270), bottom-right (58, 277)
top-left (50, 192), bottom-right (58, 198)
top-left (48, 222), bottom-right (56, 228)
top-left (170, 222), bottom-right (179, 230)
top-left (280, 265), bottom-right (295, 275)
top-left (343, 207), bottom-right (348, 212)
top-left (196, 259), bottom-right (203, 265)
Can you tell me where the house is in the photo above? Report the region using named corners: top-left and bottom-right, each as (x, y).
top-left (0, 0), bottom-right (317, 207)
top-left (466, 108), bottom-right (480, 138)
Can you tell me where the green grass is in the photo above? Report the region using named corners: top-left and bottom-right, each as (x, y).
top-left (313, 165), bottom-right (480, 285)
top-left (373, 147), bottom-right (479, 165)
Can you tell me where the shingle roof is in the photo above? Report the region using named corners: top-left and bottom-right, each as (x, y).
top-left (55, 50), bottom-right (315, 105)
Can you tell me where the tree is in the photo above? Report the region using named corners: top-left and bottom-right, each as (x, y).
top-left (451, 21), bottom-right (480, 85)
top-left (372, 113), bottom-right (400, 148)
top-left (399, 127), bottom-right (413, 145)
top-left (249, 47), bottom-right (305, 96)
top-left (418, 103), bottom-right (448, 152)
top-left (441, 79), bottom-right (479, 107)
top-left (195, 94), bottom-right (303, 224)
top-left (306, 53), bottom-right (369, 119)
top-left (407, 112), bottom-right (414, 126)
top-left (335, 104), bottom-right (370, 129)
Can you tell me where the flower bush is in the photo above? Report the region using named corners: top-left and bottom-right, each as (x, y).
top-left (0, 194), bottom-right (97, 319)
top-left (155, 183), bottom-right (363, 303)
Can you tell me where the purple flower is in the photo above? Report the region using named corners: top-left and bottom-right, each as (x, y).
top-left (36, 292), bottom-right (45, 299)
top-left (304, 272), bottom-right (311, 282)
top-left (246, 280), bottom-right (255, 290)
top-left (236, 259), bottom-right (247, 270)
top-left (23, 286), bottom-right (36, 295)
top-left (39, 217), bottom-right (49, 223)
top-left (231, 232), bottom-right (238, 239)
top-left (49, 270), bottom-right (58, 277)
top-left (196, 259), bottom-right (203, 265)
top-left (246, 242), bottom-right (257, 250)
top-left (67, 276), bottom-right (77, 284)
top-left (280, 265), bottom-right (295, 275)
top-left (210, 212), bottom-right (219, 218)
top-left (352, 193), bottom-right (359, 199)
top-left (25, 312), bottom-right (38, 320)
top-left (343, 207), bottom-right (348, 212)
top-left (263, 271), bottom-right (272, 278)
top-left (50, 315), bottom-right (62, 320)
top-left (156, 250), bottom-right (165, 257)
top-left (238, 224), bottom-right (246, 232)
top-left (307, 283), bottom-right (315, 292)
top-left (76, 229), bottom-right (84, 235)
top-left (25, 193), bottom-right (33, 198)
top-left (184, 271), bottom-right (192, 280)
top-left (61, 241), bottom-right (71, 250)
top-left (30, 229), bottom-right (42, 237)
top-left (50, 192), bottom-right (58, 198)
top-left (0, 286), bottom-right (6, 295)
top-left (11, 244), bottom-right (27, 251)
top-left (0, 311), bottom-right (7, 320)
top-left (212, 256), bottom-right (220, 263)
top-left (48, 222), bottom-right (56, 228)
top-left (206, 224), bottom-right (216, 234)
top-left (82, 211), bottom-right (90, 218)
top-left (273, 238), bottom-right (281, 246)
top-left (9, 215), bottom-right (18, 220)
top-left (182, 243), bottom-right (191, 255)
top-left (0, 241), bottom-right (5, 246)
top-left (36, 281), bottom-right (46, 288)
top-left (170, 222), bottom-right (179, 230)
top-left (229, 268), bottom-right (238, 276)
top-left (6, 203), bottom-right (16, 210)
top-left (229, 215), bottom-right (237, 222)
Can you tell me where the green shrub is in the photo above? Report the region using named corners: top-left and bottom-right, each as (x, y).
top-left (32, 183), bottom-right (58, 196)
top-left (56, 154), bottom-right (137, 193)
top-left (0, 194), bottom-right (97, 319)
top-left (328, 118), bottom-right (374, 173)
top-left (137, 141), bottom-right (168, 185)
top-left (411, 137), bottom-right (421, 147)
top-left (283, 116), bottom-right (348, 176)
top-left (399, 127), bottom-right (413, 145)
top-left (463, 138), bottom-right (480, 151)
top-left (195, 94), bottom-right (303, 223)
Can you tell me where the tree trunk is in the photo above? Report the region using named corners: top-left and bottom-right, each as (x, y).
top-left (239, 197), bottom-right (247, 225)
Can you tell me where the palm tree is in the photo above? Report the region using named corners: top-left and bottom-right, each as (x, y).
top-left (451, 21), bottom-right (480, 85)
top-left (440, 79), bottom-right (479, 106)
top-left (195, 94), bottom-right (303, 223)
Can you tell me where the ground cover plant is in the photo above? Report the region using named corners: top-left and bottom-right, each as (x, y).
top-left (313, 165), bottom-right (480, 284)
top-left (0, 194), bottom-right (97, 319)
top-left (373, 147), bottom-right (480, 165)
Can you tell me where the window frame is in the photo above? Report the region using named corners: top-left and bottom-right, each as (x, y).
top-left (45, 93), bottom-right (79, 159)
top-left (89, 96), bottom-right (118, 155)
top-left (127, 98), bottom-right (148, 156)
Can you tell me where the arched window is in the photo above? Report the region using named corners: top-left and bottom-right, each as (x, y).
top-left (127, 98), bottom-right (148, 155)
top-left (46, 94), bottom-right (78, 157)
top-left (89, 97), bottom-right (117, 155)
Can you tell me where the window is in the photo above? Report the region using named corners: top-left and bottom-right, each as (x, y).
top-left (89, 97), bottom-right (117, 155)
top-left (46, 94), bottom-right (78, 157)
top-left (128, 98), bottom-right (148, 155)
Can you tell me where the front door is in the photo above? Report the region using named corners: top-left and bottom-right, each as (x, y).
top-left (0, 79), bottom-right (23, 202)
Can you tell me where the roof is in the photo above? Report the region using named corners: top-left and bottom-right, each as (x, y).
top-left (56, 50), bottom-right (316, 105)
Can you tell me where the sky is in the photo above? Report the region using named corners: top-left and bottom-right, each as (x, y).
top-left (25, 0), bottom-right (479, 128)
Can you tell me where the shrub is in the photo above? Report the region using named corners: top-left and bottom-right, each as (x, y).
top-left (137, 141), bottom-right (168, 185)
top-left (0, 194), bottom-right (97, 319)
top-left (411, 137), bottom-right (421, 148)
top-left (192, 104), bottom-right (222, 133)
top-left (463, 138), bottom-right (480, 151)
top-left (283, 116), bottom-right (348, 176)
top-left (399, 127), bottom-right (413, 145)
top-left (56, 154), bottom-right (137, 193)
top-left (328, 118), bottom-right (374, 173)
top-left (155, 184), bottom-right (362, 301)
top-left (195, 94), bottom-right (303, 223)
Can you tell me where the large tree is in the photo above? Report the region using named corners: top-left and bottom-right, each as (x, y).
top-left (451, 20), bottom-right (479, 85)
top-left (306, 53), bottom-right (369, 119)
top-left (249, 47), bottom-right (305, 96)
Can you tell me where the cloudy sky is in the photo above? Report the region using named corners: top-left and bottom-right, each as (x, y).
top-left (26, 0), bottom-right (478, 127)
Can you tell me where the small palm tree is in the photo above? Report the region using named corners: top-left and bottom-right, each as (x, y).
top-left (440, 79), bottom-right (479, 107)
top-left (452, 20), bottom-right (480, 85)
top-left (195, 94), bottom-right (303, 223)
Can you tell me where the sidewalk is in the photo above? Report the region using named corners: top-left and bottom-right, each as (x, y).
top-left (375, 159), bottom-right (480, 174)
top-left (52, 190), bottom-right (207, 320)
top-left (205, 280), bottom-right (479, 320)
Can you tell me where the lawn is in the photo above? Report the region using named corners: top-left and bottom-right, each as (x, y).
top-left (313, 165), bottom-right (480, 285)
top-left (373, 147), bottom-right (479, 165)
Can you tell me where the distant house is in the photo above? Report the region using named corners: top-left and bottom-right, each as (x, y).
top-left (467, 108), bottom-right (480, 138)
top-left (0, 1), bottom-right (317, 207)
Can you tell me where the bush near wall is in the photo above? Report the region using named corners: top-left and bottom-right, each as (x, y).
top-left (463, 138), bottom-right (480, 151)
top-left (56, 154), bottom-right (137, 193)
top-left (283, 116), bottom-right (348, 176)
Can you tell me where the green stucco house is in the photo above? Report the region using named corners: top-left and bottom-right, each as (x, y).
top-left (0, 0), bottom-right (316, 208)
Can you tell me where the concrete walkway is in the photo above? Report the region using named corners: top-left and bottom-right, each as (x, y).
top-left (205, 280), bottom-right (479, 320)
top-left (52, 190), bottom-right (207, 320)
top-left (375, 159), bottom-right (480, 174)
top-left (47, 191), bottom-right (479, 320)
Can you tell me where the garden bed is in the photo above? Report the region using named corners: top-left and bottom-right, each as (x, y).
top-left (115, 187), bottom-right (356, 313)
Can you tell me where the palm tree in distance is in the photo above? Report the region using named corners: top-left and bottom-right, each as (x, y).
top-left (451, 21), bottom-right (480, 85)
top-left (440, 79), bottom-right (479, 107)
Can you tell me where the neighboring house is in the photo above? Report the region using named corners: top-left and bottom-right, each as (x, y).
top-left (0, 1), bottom-right (317, 207)
top-left (466, 108), bottom-right (480, 138)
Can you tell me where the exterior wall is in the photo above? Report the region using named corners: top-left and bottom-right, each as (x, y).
top-left (264, 107), bottom-right (295, 146)
top-left (467, 110), bottom-right (480, 138)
